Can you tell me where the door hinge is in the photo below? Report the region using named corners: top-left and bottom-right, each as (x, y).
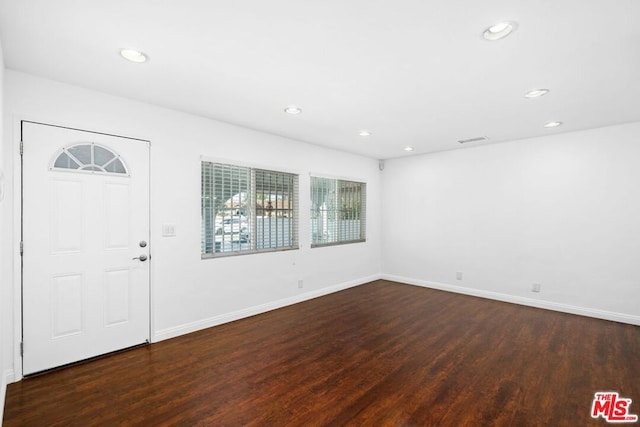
top-left (20, 241), bottom-right (24, 256)
top-left (20, 141), bottom-right (24, 156)
top-left (20, 342), bottom-right (24, 357)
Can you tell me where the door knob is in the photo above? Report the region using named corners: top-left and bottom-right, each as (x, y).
top-left (132, 254), bottom-right (148, 262)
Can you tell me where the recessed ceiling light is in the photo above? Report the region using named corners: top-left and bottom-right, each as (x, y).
top-left (404, 146), bottom-right (414, 152)
top-left (359, 130), bottom-right (372, 137)
top-left (483, 21), bottom-right (517, 41)
top-left (525, 89), bottom-right (550, 98)
top-left (120, 48), bottom-right (148, 63)
top-left (284, 106), bottom-right (302, 115)
top-left (544, 121), bottom-right (563, 128)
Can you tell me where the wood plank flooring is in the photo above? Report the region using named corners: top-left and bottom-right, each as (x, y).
top-left (4, 280), bottom-right (640, 426)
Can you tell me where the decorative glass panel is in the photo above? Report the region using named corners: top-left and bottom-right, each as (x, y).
top-left (53, 152), bottom-right (80, 169)
top-left (105, 159), bottom-right (126, 174)
top-left (51, 143), bottom-right (128, 175)
top-left (93, 145), bottom-right (115, 165)
top-left (68, 145), bottom-right (92, 165)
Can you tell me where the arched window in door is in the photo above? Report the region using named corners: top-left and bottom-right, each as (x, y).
top-left (51, 143), bottom-right (128, 175)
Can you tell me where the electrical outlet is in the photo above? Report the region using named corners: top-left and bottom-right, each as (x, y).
top-left (456, 271), bottom-right (463, 280)
top-left (298, 280), bottom-right (304, 289)
top-left (532, 283), bottom-right (541, 293)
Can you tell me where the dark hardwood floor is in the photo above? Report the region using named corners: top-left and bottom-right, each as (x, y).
top-left (4, 280), bottom-right (639, 426)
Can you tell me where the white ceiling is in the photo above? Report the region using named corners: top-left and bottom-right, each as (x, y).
top-left (1, 0), bottom-right (639, 159)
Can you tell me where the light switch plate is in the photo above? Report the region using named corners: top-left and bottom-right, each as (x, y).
top-left (162, 223), bottom-right (176, 237)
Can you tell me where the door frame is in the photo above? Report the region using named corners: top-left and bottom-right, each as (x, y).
top-left (12, 117), bottom-right (154, 380)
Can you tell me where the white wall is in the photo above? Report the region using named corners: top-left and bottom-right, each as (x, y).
top-left (0, 33), bottom-right (7, 421)
top-left (2, 70), bottom-right (382, 380)
top-left (382, 123), bottom-right (640, 324)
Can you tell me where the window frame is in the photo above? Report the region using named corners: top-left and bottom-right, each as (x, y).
top-left (201, 160), bottom-right (299, 258)
top-left (310, 175), bottom-right (367, 248)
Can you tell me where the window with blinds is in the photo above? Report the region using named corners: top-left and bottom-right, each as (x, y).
top-left (201, 162), bottom-right (298, 257)
top-left (310, 177), bottom-right (366, 247)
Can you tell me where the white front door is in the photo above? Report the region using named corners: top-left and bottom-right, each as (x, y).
top-left (22, 121), bottom-right (150, 375)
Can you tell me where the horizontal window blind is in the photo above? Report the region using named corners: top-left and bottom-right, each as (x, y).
top-left (255, 169), bottom-right (298, 251)
top-left (201, 162), bottom-right (298, 257)
top-left (311, 176), bottom-right (366, 247)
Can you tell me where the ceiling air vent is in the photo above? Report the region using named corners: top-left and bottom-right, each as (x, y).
top-left (458, 136), bottom-right (489, 144)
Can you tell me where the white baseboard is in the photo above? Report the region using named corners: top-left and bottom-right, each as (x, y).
top-left (153, 274), bottom-right (382, 342)
top-left (382, 274), bottom-right (640, 326)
